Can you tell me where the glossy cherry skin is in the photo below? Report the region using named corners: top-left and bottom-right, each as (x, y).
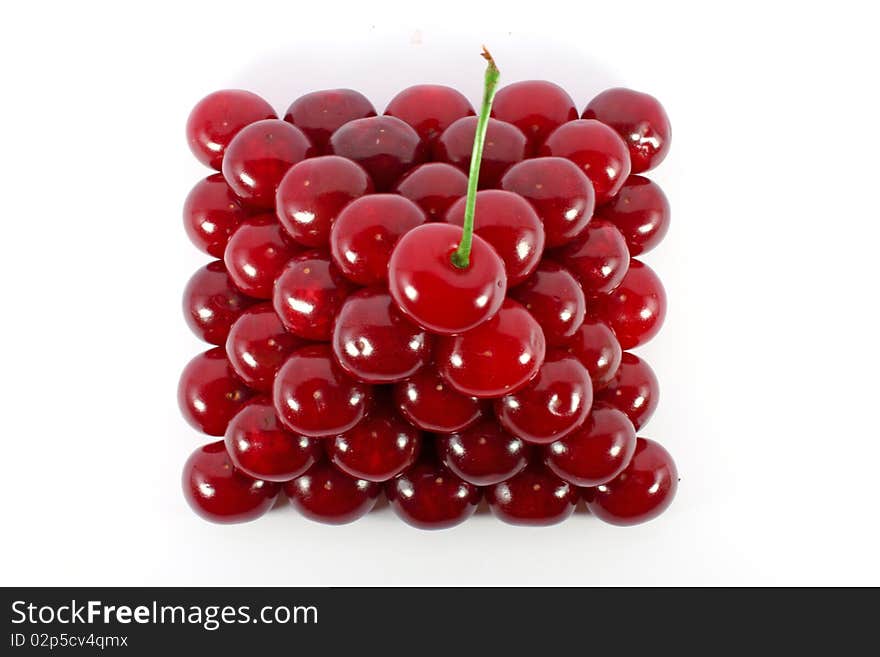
top-left (330, 194), bottom-right (426, 285)
top-left (435, 299), bottom-right (546, 398)
top-left (553, 219), bottom-right (630, 295)
top-left (596, 176), bottom-right (669, 256)
top-left (223, 215), bottom-right (298, 299)
top-left (273, 345), bottom-right (372, 437)
top-left (178, 348), bottom-right (254, 436)
top-left (388, 223), bottom-right (507, 335)
top-left (222, 119), bottom-right (315, 209)
top-left (183, 261), bottom-right (256, 345)
top-left (224, 398), bottom-right (319, 482)
top-left (595, 352), bottom-right (659, 431)
top-left (540, 119), bottom-right (631, 204)
top-left (385, 85), bottom-right (475, 144)
top-left (284, 88), bottom-right (376, 154)
top-left (501, 157), bottom-right (595, 248)
top-left (285, 460), bottom-right (380, 525)
top-left (328, 115), bottom-right (426, 191)
top-left (433, 116), bottom-right (527, 189)
top-left (186, 90), bottom-right (276, 170)
top-left (545, 404), bottom-right (636, 487)
top-left (487, 464), bottom-right (577, 526)
top-left (183, 441), bottom-right (279, 523)
top-left (273, 252), bottom-right (354, 341)
top-left (332, 288), bottom-right (431, 384)
top-left (583, 88), bottom-right (671, 173)
top-left (393, 367), bottom-right (483, 433)
top-left (491, 80), bottom-right (578, 154)
top-left (438, 419), bottom-right (527, 486)
top-left (386, 460), bottom-right (481, 530)
top-left (393, 163), bottom-right (468, 220)
top-left (593, 259), bottom-right (666, 349)
top-left (509, 260), bottom-right (586, 345)
top-left (561, 318), bottom-right (622, 390)
top-left (445, 190), bottom-right (545, 286)
top-left (585, 437), bottom-right (678, 525)
top-left (225, 303), bottom-right (303, 392)
top-left (183, 174), bottom-right (248, 257)
top-left (276, 155), bottom-right (374, 248)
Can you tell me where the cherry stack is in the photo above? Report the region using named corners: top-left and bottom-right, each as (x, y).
top-left (180, 49), bottom-right (677, 529)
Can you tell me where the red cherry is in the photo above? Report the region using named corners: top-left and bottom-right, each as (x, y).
top-left (445, 190), bottom-right (545, 286)
top-left (491, 80), bottom-right (577, 153)
top-left (178, 348), bottom-right (254, 436)
top-left (495, 351), bottom-right (592, 444)
top-left (186, 90), bottom-right (276, 170)
top-left (285, 460), bottom-right (380, 525)
top-left (330, 194), bottom-right (426, 286)
top-left (393, 163), bottom-right (468, 220)
top-left (595, 352), bottom-right (659, 431)
top-left (553, 219), bottom-right (629, 295)
top-left (183, 174), bottom-right (247, 257)
top-left (593, 259), bottom-right (666, 349)
top-left (438, 419), bottom-right (527, 486)
top-left (540, 119), bottom-right (631, 204)
top-left (284, 88), bottom-right (376, 154)
top-left (273, 345), bottom-right (372, 437)
top-left (500, 157), bottom-right (595, 248)
top-left (435, 299), bottom-right (546, 398)
top-left (583, 88), bottom-right (671, 173)
top-left (597, 176), bottom-right (669, 256)
top-left (487, 463), bottom-right (577, 526)
top-left (393, 367), bottom-right (483, 433)
top-left (385, 84), bottom-right (475, 143)
top-left (225, 303), bottom-right (303, 392)
top-left (544, 404), bottom-right (636, 487)
top-left (585, 437), bottom-right (678, 525)
top-left (433, 116), bottom-right (527, 189)
top-left (273, 252), bottom-right (354, 341)
top-left (386, 460), bottom-right (481, 530)
top-left (183, 261), bottom-right (256, 345)
top-left (328, 115), bottom-right (426, 191)
top-left (224, 398), bottom-right (319, 482)
top-left (388, 223), bottom-right (506, 335)
top-left (561, 318), bottom-right (622, 390)
top-left (509, 260), bottom-right (585, 345)
top-left (223, 215), bottom-right (298, 299)
top-left (182, 441), bottom-right (279, 523)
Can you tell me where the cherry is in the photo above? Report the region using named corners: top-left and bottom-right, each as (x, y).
top-left (438, 419), bottom-right (527, 486)
top-left (186, 90), bottom-right (276, 170)
top-left (583, 88), bottom-right (671, 173)
top-left (561, 317), bottom-right (622, 390)
top-left (330, 194), bottom-right (426, 286)
top-left (386, 460), bottom-right (481, 530)
top-left (393, 367), bottom-right (483, 433)
top-left (445, 190), bottom-right (545, 286)
top-left (539, 119), bottom-right (631, 204)
top-left (273, 344), bottom-right (372, 437)
top-left (328, 115), bottom-right (426, 191)
top-left (593, 259), bottom-right (666, 350)
top-left (225, 398), bottom-right (319, 482)
top-left (393, 163), bottom-right (468, 220)
top-left (285, 460), bottom-right (380, 525)
top-left (433, 116), bottom-right (526, 189)
top-left (183, 174), bottom-right (248, 257)
top-left (223, 215), bottom-right (298, 299)
top-left (385, 84), bottom-right (475, 143)
top-left (491, 80), bottom-right (577, 153)
top-left (183, 441), bottom-right (279, 523)
top-left (273, 252), bottom-right (354, 341)
top-left (596, 176), bottom-right (669, 256)
top-left (487, 463), bottom-right (577, 526)
top-left (500, 157), bottom-right (595, 248)
top-left (544, 404), bottom-right (636, 487)
top-left (183, 261), bottom-right (256, 345)
top-left (585, 437), bottom-right (677, 525)
top-left (284, 89), bottom-right (376, 154)
top-left (595, 352), bottom-right (659, 431)
top-left (435, 299), bottom-right (546, 398)
top-left (225, 303), bottom-right (303, 392)
top-left (178, 348), bottom-right (254, 436)
top-left (553, 219), bottom-right (629, 295)
top-left (509, 260), bottom-right (585, 345)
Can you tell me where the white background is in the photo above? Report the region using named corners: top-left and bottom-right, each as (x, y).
top-left (2, 0), bottom-right (878, 586)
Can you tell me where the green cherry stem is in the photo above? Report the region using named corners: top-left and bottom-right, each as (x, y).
top-left (450, 47), bottom-right (501, 270)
